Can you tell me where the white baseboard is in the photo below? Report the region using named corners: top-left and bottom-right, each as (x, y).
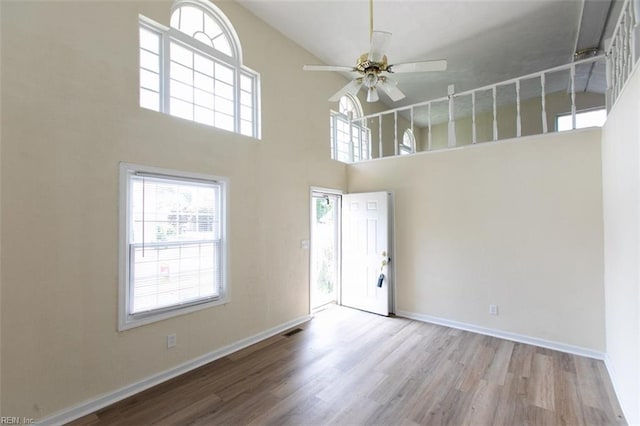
top-left (37, 315), bottom-right (311, 426)
top-left (396, 310), bottom-right (605, 360)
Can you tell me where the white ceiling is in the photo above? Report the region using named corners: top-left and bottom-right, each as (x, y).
top-left (237, 0), bottom-right (617, 112)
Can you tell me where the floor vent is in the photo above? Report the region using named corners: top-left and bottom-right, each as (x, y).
top-left (283, 328), bottom-right (303, 337)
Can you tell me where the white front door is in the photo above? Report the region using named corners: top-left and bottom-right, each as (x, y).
top-left (341, 192), bottom-right (392, 316)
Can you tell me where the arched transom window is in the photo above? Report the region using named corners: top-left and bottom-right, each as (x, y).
top-left (330, 94), bottom-right (370, 163)
top-left (139, 0), bottom-right (260, 138)
top-left (400, 129), bottom-right (416, 155)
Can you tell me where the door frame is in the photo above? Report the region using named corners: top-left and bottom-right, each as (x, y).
top-left (309, 186), bottom-right (343, 313)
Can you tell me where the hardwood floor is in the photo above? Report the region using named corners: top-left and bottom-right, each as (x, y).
top-left (70, 307), bottom-right (626, 425)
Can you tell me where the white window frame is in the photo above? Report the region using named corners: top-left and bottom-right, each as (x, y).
top-left (139, 0), bottom-right (261, 139)
top-left (118, 162), bottom-right (229, 330)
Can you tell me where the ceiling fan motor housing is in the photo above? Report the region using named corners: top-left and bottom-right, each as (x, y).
top-left (356, 53), bottom-right (389, 74)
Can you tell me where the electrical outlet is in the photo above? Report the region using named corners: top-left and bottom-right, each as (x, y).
top-left (489, 304), bottom-right (499, 316)
top-left (167, 333), bottom-right (177, 348)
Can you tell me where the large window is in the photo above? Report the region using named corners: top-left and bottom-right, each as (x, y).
top-left (139, 0), bottom-right (260, 138)
top-left (330, 94), bottom-right (371, 163)
top-left (119, 163), bottom-right (228, 330)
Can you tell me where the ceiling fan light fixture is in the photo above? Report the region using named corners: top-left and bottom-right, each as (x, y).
top-left (367, 86), bottom-right (379, 102)
top-left (364, 72), bottom-right (378, 88)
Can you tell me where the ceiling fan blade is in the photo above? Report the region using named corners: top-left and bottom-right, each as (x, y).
top-left (303, 65), bottom-right (357, 72)
top-left (368, 31), bottom-right (392, 63)
top-left (378, 78), bottom-right (406, 102)
top-left (329, 79), bottom-right (363, 102)
top-left (388, 59), bottom-right (447, 73)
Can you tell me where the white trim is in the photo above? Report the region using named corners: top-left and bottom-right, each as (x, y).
top-left (396, 310), bottom-right (605, 360)
top-left (36, 314), bottom-right (311, 426)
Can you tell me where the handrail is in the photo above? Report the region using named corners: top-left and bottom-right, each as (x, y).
top-left (353, 55), bottom-right (605, 123)
top-left (605, 0), bottom-right (638, 106)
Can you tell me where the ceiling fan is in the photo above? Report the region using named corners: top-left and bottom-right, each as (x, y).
top-left (303, 0), bottom-right (447, 103)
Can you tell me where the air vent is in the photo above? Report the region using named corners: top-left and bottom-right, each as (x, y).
top-left (283, 328), bottom-right (303, 337)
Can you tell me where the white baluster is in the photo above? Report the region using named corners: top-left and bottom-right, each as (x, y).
top-left (541, 73), bottom-right (548, 133)
top-left (570, 64), bottom-right (577, 130)
top-left (448, 84), bottom-right (456, 147)
top-left (516, 80), bottom-right (522, 137)
top-left (394, 111), bottom-right (398, 156)
top-left (410, 107), bottom-right (415, 152)
top-left (472, 91), bottom-right (477, 144)
top-left (428, 103), bottom-right (432, 151)
top-left (378, 114), bottom-right (382, 158)
top-left (492, 86), bottom-right (498, 141)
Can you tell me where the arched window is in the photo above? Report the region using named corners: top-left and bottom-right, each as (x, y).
top-left (338, 94), bottom-right (363, 119)
top-left (139, 0), bottom-right (260, 138)
top-left (400, 129), bottom-right (416, 155)
top-left (330, 94), bottom-right (370, 163)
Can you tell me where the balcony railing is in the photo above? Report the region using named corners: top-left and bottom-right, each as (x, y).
top-left (606, 0), bottom-right (638, 106)
top-left (346, 0), bottom-right (638, 161)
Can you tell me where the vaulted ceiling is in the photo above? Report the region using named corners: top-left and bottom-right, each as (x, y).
top-left (238, 0), bottom-right (621, 109)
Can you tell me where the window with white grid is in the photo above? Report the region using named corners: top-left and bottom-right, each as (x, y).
top-left (119, 163), bottom-right (228, 330)
top-left (330, 94), bottom-right (371, 163)
top-left (139, 0), bottom-right (260, 138)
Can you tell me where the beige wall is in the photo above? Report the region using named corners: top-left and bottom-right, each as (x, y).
top-left (602, 66), bottom-right (640, 425)
top-left (0, 0), bottom-right (347, 419)
top-left (421, 91), bottom-right (605, 150)
top-left (348, 130), bottom-right (605, 351)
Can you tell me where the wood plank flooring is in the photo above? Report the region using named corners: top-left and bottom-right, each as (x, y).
top-left (70, 307), bottom-right (626, 425)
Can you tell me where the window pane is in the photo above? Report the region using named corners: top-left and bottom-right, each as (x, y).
top-left (170, 42), bottom-right (194, 68)
top-left (240, 90), bottom-right (253, 107)
top-left (195, 88), bottom-right (214, 109)
top-left (194, 72), bottom-right (214, 92)
top-left (215, 113), bottom-right (234, 131)
top-left (215, 96), bottom-right (234, 115)
top-left (170, 61), bottom-right (194, 85)
top-left (130, 241), bottom-right (220, 314)
top-left (140, 88), bottom-right (160, 111)
top-left (212, 36), bottom-right (232, 57)
top-left (215, 81), bottom-right (234, 101)
top-left (557, 108), bottom-right (606, 132)
top-left (195, 106), bottom-right (215, 126)
top-left (240, 74), bottom-right (253, 91)
top-left (140, 69), bottom-right (159, 91)
top-left (215, 63), bottom-right (234, 85)
top-left (194, 54), bottom-right (214, 75)
top-left (170, 97), bottom-right (194, 120)
top-left (174, 5), bottom-right (204, 38)
top-left (203, 14), bottom-right (223, 41)
top-left (240, 105), bottom-right (252, 121)
top-left (170, 80), bottom-right (194, 103)
top-left (240, 120), bottom-right (253, 137)
top-left (131, 177), bottom-right (219, 244)
top-left (140, 27), bottom-right (160, 53)
top-left (140, 49), bottom-right (159, 73)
